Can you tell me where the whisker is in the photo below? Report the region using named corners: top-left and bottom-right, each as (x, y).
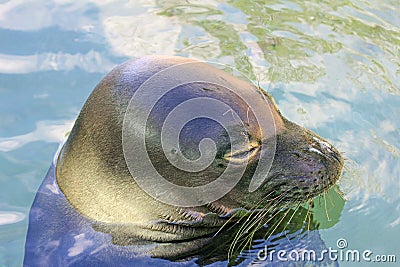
top-left (323, 190), bottom-right (331, 221)
top-left (343, 164), bottom-right (350, 172)
top-left (305, 199), bottom-right (313, 232)
top-left (327, 188), bottom-right (335, 207)
top-left (228, 194), bottom-right (285, 258)
top-left (281, 204), bottom-right (301, 248)
top-left (222, 190), bottom-right (275, 235)
top-left (214, 189), bottom-right (279, 238)
top-left (263, 207), bottom-right (292, 241)
top-left (234, 205), bottom-right (284, 256)
top-left (228, 187), bottom-right (294, 258)
top-left (333, 186), bottom-right (346, 200)
top-left (281, 204), bottom-right (300, 233)
top-left (227, 184), bottom-right (311, 259)
top-left (227, 198), bottom-right (277, 258)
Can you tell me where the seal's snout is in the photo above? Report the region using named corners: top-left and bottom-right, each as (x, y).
top-left (302, 137), bottom-right (343, 192)
top-left (263, 121), bottom-right (344, 204)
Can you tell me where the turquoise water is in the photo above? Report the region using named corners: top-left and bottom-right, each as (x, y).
top-left (0, 0), bottom-right (399, 266)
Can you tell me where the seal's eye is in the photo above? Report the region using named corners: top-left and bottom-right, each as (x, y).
top-left (223, 141), bottom-right (260, 164)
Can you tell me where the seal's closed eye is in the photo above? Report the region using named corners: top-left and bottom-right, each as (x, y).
top-left (224, 141), bottom-right (260, 164)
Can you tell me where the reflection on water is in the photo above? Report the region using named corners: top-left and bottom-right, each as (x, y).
top-left (0, 120), bottom-right (73, 152)
top-left (0, 0), bottom-right (399, 266)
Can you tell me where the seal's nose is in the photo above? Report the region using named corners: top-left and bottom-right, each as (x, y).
top-left (308, 136), bottom-right (343, 167)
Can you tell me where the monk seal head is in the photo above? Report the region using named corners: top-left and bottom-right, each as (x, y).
top-left (56, 55), bottom-right (343, 255)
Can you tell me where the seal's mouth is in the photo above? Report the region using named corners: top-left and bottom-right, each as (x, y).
top-left (223, 141), bottom-right (260, 164)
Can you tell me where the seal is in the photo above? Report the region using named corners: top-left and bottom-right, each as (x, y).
top-left (24, 55), bottom-right (343, 265)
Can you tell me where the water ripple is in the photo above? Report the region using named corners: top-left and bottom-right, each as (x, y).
top-left (0, 211), bottom-right (25, 225)
top-left (0, 120), bottom-right (73, 152)
top-left (0, 51), bottom-right (113, 74)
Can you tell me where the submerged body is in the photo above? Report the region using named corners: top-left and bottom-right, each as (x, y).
top-left (24, 56), bottom-right (343, 266)
top-left (25, 158), bottom-right (339, 266)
